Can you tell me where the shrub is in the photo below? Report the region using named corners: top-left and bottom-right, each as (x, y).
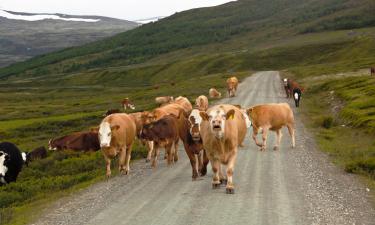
top-left (322, 116), bottom-right (334, 129)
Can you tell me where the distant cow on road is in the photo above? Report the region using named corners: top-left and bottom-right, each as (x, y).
top-left (246, 103), bottom-right (295, 151)
top-left (293, 88), bottom-right (302, 107)
top-left (226, 77), bottom-right (239, 97)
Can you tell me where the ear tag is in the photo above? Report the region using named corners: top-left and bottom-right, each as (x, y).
top-left (230, 115), bottom-right (234, 120)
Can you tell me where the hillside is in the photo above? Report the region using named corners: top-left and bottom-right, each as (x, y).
top-left (0, 0), bottom-right (374, 80)
top-left (0, 9), bottom-right (138, 67)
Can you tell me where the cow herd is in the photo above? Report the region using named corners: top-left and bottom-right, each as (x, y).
top-left (0, 75), bottom-right (302, 194)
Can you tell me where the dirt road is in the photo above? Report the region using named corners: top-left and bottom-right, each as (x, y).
top-left (34, 71), bottom-right (375, 225)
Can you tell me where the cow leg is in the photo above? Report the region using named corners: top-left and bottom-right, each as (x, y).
top-left (184, 144), bottom-right (199, 180)
top-left (166, 142), bottom-right (174, 166)
top-left (261, 127), bottom-right (269, 151)
top-left (124, 143), bottom-right (133, 175)
top-left (174, 139), bottom-right (179, 162)
top-left (146, 141), bottom-right (154, 163)
top-left (152, 145), bottom-right (160, 168)
top-left (118, 146), bottom-right (127, 174)
top-left (200, 150), bottom-right (209, 176)
top-left (274, 129), bottom-right (282, 150)
top-left (252, 128), bottom-right (263, 147)
top-left (197, 152), bottom-right (203, 175)
top-left (287, 124), bottom-right (296, 148)
top-left (226, 150), bottom-right (237, 194)
top-left (211, 160), bottom-right (221, 188)
top-left (104, 155), bottom-right (112, 178)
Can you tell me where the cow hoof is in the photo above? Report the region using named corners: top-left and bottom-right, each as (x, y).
top-left (212, 183), bottom-right (221, 189)
top-left (226, 188), bottom-right (235, 194)
top-left (145, 159), bottom-right (150, 163)
top-left (200, 169), bottom-right (207, 177)
top-left (273, 146), bottom-right (279, 151)
top-left (220, 179), bottom-right (228, 185)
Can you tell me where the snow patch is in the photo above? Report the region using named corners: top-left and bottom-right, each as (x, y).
top-left (0, 10), bottom-right (100, 22)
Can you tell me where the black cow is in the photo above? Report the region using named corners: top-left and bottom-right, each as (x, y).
top-left (0, 142), bottom-right (24, 185)
top-left (293, 88), bottom-right (302, 107)
top-left (24, 146), bottom-right (48, 166)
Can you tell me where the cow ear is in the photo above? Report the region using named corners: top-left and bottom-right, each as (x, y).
top-left (111, 125), bottom-right (120, 130)
top-left (233, 104), bottom-right (241, 109)
top-left (226, 109), bottom-right (235, 120)
top-left (199, 112), bottom-right (209, 121)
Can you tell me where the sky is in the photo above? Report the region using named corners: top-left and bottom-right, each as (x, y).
top-left (0, 0), bottom-right (234, 21)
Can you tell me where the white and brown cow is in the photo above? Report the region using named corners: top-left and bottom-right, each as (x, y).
top-left (195, 95), bottom-right (209, 111)
top-left (226, 76), bottom-right (239, 97)
top-left (246, 103), bottom-right (295, 151)
top-left (199, 104), bottom-right (247, 194)
top-left (209, 88), bottom-right (222, 99)
top-left (121, 98), bottom-right (135, 110)
top-left (98, 113), bottom-right (136, 177)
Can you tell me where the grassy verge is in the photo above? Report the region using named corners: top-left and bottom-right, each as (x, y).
top-left (294, 74), bottom-right (375, 191)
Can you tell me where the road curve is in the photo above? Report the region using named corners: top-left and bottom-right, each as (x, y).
top-left (34, 71), bottom-right (375, 225)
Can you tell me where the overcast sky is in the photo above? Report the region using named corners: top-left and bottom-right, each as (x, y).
top-left (0, 0), bottom-right (234, 21)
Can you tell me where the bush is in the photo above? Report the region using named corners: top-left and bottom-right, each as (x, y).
top-left (322, 116), bottom-right (334, 129)
top-left (345, 158), bottom-right (375, 177)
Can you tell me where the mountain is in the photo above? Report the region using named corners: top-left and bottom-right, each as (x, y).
top-left (0, 0), bottom-right (374, 80)
top-left (0, 9), bottom-right (139, 67)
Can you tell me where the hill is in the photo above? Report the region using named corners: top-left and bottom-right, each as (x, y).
top-left (0, 9), bottom-right (138, 67)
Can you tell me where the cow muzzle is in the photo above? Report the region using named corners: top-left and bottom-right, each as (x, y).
top-left (100, 143), bottom-right (110, 148)
top-left (212, 121), bottom-right (222, 131)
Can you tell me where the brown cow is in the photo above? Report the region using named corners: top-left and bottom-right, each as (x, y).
top-left (129, 112), bottom-right (154, 162)
top-left (371, 67), bottom-right (375, 76)
top-left (140, 114), bottom-right (180, 168)
top-left (49, 132), bottom-right (100, 152)
top-left (195, 95), bottom-right (209, 111)
top-left (155, 96), bottom-right (174, 106)
top-left (283, 78), bottom-right (291, 98)
top-left (246, 103), bottom-right (295, 151)
top-left (182, 109), bottom-right (209, 179)
top-left (287, 80), bottom-right (304, 98)
top-left (174, 96), bottom-right (193, 114)
top-left (121, 98), bottom-right (135, 110)
top-left (226, 77), bottom-right (239, 97)
top-left (199, 104), bottom-right (247, 194)
top-left (209, 88), bottom-right (222, 98)
top-left (98, 113), bottom-right (136, 177)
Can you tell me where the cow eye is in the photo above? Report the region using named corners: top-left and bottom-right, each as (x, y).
top-left (108, 132), bottom-right (111, 137)
top-left (0, 152), bottom-right (3, 156)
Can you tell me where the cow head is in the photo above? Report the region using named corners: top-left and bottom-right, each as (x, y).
top-left (140, 123), bottom-right (157, 141)
top-left (141, 111), bottom-right (156, 125)
top-left (200, 108), bottom-right (235, 139)
top-left (0, 151), bottom-right (9, 183)
top-left (283, 78), bottom-right (288, 86)
top-left (98, 122), bottom-right (120, 148)
top-left (188, 109), bottom-right (203, 142)
top-left (48, 139), bottom-right (57, 151)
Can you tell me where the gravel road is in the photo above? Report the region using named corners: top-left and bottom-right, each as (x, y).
top-left (33, 71), bottom-right (375, 225)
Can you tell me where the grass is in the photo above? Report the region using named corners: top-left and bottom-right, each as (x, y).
top-left (294, 74), bottom-right (375, 188)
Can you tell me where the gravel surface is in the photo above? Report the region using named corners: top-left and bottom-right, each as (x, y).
top-left (32, 71), bottom-right (375, 225)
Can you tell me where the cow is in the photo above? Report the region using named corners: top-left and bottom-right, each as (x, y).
top-left (246, 103), bottom-right (295, 151)
top-left (293, 88), bottom-right (302, 107)
top-left (49, 132), bottom-right (100, 152)
top-left (103, 109), bottom-right (120, 117)
top-left (283, 78), bottom-right (291, 98)
top-left (199, 104), bottom-right (247, 194)
top-left (209, 88), bottom-right (222, 98)
top-left (226, 76), bottom-right (239, 97)
top-left (121, 98), bottom-right (135, 110)
top-left (129, 112), bottom-right (154, 163)
top-left (140, 114), bottom-right (180, 168)
top-left (0, 142), bottom-right (25, 185)
top-left (182, 109), bottom-right (209, 179)
top-left (174, 96), bottom-right (193, 114)
top-left (195, 95), bottom-right (209, 111)
top-left (155, 96), bottom-right (174, 106)
top-left (24, 146), bottom-right (48, 166)
top-left (371, 67), bottom-right (375, 76)
top-left (288, 80), bottom-right (304, 98)
top-left (98, 113), bottom-right (136, 177)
